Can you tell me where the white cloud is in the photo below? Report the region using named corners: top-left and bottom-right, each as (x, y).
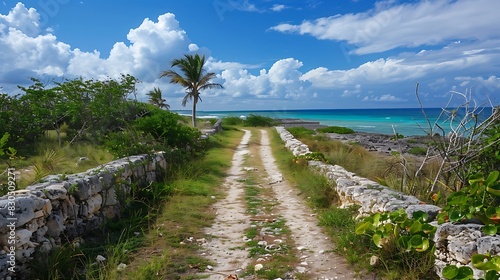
top-left (362, 94), bottom-right (405, 102)
top-left (271, 4), bottom-right (287, 12)
top-left (217, 58), bottom-right (309, 100)
top-left (302, 40), bottom-right (500, 89)
top-left (1, 2), bottom-right (499, 110)
top-left (342, 84), bottom-right (361, 97)
top-left (271, 0), bottom-right (500, 54)
top-left (0, 2), bottom-right (41, 36)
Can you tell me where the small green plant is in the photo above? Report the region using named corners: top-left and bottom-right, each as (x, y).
top-left (355, 209), bottom-right (437, 278)
top-left (437, 171), bottom-right (500, 233)
top-left (317, 126), bottom-right (355, 134)
top-left (68, 183), bottom-right (79, 196)
top-left (294, 152), bottom-right (328, 163)
top-left (407, 147), bottom-right (427, 156)
top-left (356, 209), bottom-right (436, 252)
top-left (443, 254), bottom-right (500, 280)
top-left (390, 133), bottom-right (405, 140)
top-left (286, 126), bottom-right (315, 138)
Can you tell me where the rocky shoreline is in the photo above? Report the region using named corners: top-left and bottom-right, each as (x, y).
top-left (276, 118), bottom-right (430, 155)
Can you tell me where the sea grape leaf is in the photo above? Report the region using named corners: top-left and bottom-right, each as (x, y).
top-left (483, 224), bottom-right (498, 236)
top-left (442, 265), bottom-right (459, 279)
top-left (485, 171), bottom-right (499, 186)
top-left (372, 233), bottom-right (383, 248)
top-left (409, 220), bottom-right (423, 234)
top-left (472, 254), bottom-right (495, 270)
top-left (485, 270), bottom-right (500, 280)
top-left (415, 238), bottom-right (430, 252)
top-left (455, 266), bottom-right (474, 280)
top-left (355, 221), bottom-right (373, 235)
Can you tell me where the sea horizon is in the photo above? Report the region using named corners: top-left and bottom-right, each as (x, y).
top-left (174, 107), bottom-right (494, 136)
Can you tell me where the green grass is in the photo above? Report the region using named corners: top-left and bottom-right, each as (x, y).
top-left (268, 128), bottom-right (439, 278)
top-left (0, 132), bottom-right (114, 195)
top-left (407, 146), bottom-right (428, 156)
top-left (30, 129), bottom-right (244, 280)
top-left (317, 126), bottom-right (355, 134)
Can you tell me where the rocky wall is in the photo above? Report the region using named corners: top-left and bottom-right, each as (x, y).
top-left (275, 126), bottom-right (500, 279)
top-left (0, 152), bottom-right (167, 279)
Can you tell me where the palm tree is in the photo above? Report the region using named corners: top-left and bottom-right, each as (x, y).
top-left (147, 87), bottom-right (169, 110)
top-left (159, 54), bottom-right (223, 127)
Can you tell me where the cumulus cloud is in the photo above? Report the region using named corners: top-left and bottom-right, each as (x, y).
top-left (0, 2), bottom-right (41, 36)
top-left (0, 4), bottom-right (193, 95)
top-left (217, 58), bottom-right (310, 100)
top-left (302, 40), bottom-right (500, 89)
top-left (1, 2), bottom-right (499, 110)
top-left (271, 0), bottom-right (500, 54)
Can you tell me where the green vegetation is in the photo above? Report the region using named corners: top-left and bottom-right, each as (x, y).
top-left (146, 87), bottom-right (169, 110)
top-left (407, 146), bottom-right (427, 156)
top-left (159, 53), bottom-right (223, 128)
top-left (221, 114), bottom-right (278, 127)
top-left (355, 209), bottom-right (437, 279)
top-left (29, 129), bottom-right (244, 279)
top-left (317, 126), bottom-right (355, 134)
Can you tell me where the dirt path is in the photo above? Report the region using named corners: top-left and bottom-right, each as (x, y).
top-left (199, 129), bottom-right (362, 279)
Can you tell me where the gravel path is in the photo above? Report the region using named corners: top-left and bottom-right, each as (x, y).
top-left (199, 129), bottom-right (364, 279)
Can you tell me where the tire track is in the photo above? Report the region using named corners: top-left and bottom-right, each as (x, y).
top-left (200, 129), bottom-right (364, 279)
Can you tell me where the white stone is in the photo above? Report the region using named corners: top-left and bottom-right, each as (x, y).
top-left (117, 263), bottom-right (127, 271)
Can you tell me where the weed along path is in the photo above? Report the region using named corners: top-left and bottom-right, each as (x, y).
top-left (199, 129), bottom-right (360, 279)
top-left (200, 129), bottom-right (254, 278)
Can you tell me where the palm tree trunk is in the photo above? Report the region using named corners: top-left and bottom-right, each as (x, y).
top-left (192, 98), bottom-right (197, 128)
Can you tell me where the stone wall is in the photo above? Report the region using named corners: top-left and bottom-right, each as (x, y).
top-left (0, 152), bottom-right (167, 279)
top-left (275, 126), bottom-right (500, 279)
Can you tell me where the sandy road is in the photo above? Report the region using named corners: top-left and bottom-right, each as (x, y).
top-left (199, 129), bottom-right (362, 279)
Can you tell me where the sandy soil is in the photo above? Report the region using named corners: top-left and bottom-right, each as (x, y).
top-left (198, 129), bottom-right (369, 280)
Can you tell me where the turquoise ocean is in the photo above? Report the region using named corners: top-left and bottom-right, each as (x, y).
top-left (181, 108), bottom-right (493, 136)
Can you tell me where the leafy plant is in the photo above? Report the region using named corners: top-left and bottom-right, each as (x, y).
top-left (355, 209), bottom-right (438, 278)
top-left (443, 254), bottom-right (500, 280)
top-left (437, 171), bottom-right (500, 232)
top-left (356, 209), bottom-right (436, 252)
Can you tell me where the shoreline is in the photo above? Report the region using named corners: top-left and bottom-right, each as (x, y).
top-left (276, 118), bottom-right (429, 155)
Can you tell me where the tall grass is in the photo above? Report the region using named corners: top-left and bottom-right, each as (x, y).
top-left (30, 129), bottom-right (244, 279)
top-left (286, 126), bottom-right (441, 202)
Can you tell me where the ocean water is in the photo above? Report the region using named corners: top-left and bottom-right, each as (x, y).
top-left (181, 108), bottom-right (493, 136)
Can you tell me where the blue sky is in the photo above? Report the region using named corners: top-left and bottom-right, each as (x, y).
top-left (1, 0), bottom-right (499, 111)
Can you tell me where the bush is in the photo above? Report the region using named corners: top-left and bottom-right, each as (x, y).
top-left (244, 114), bottom-right (278, 127)
top-left (221, 116), bottom-right (244, 126)
top-left (132, 108), bottom-right (200, 150)
top-left (286, 126), bottom-right (315, 138)
top-left (317, 126), bottom-right (355, 134)
top-left (105, 108), bottom-right (201, 159)
top-left (408, 147), bottom-right (427, 156)
top-left (104, 129), bottom-right (160, 158)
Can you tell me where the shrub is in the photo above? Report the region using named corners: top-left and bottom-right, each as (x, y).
top-left (286, 126), bottom-right (315, 138)
top-left (407, 147), bottom-right (427, 156)
top-left (104, 129), bottom-right (160, 158)
top-left (221, 116), bottom-right (244, 126)
top-left (317, 126), bottom-right (355, 134)
top-left (244, 114), bottom-right (278, 127)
